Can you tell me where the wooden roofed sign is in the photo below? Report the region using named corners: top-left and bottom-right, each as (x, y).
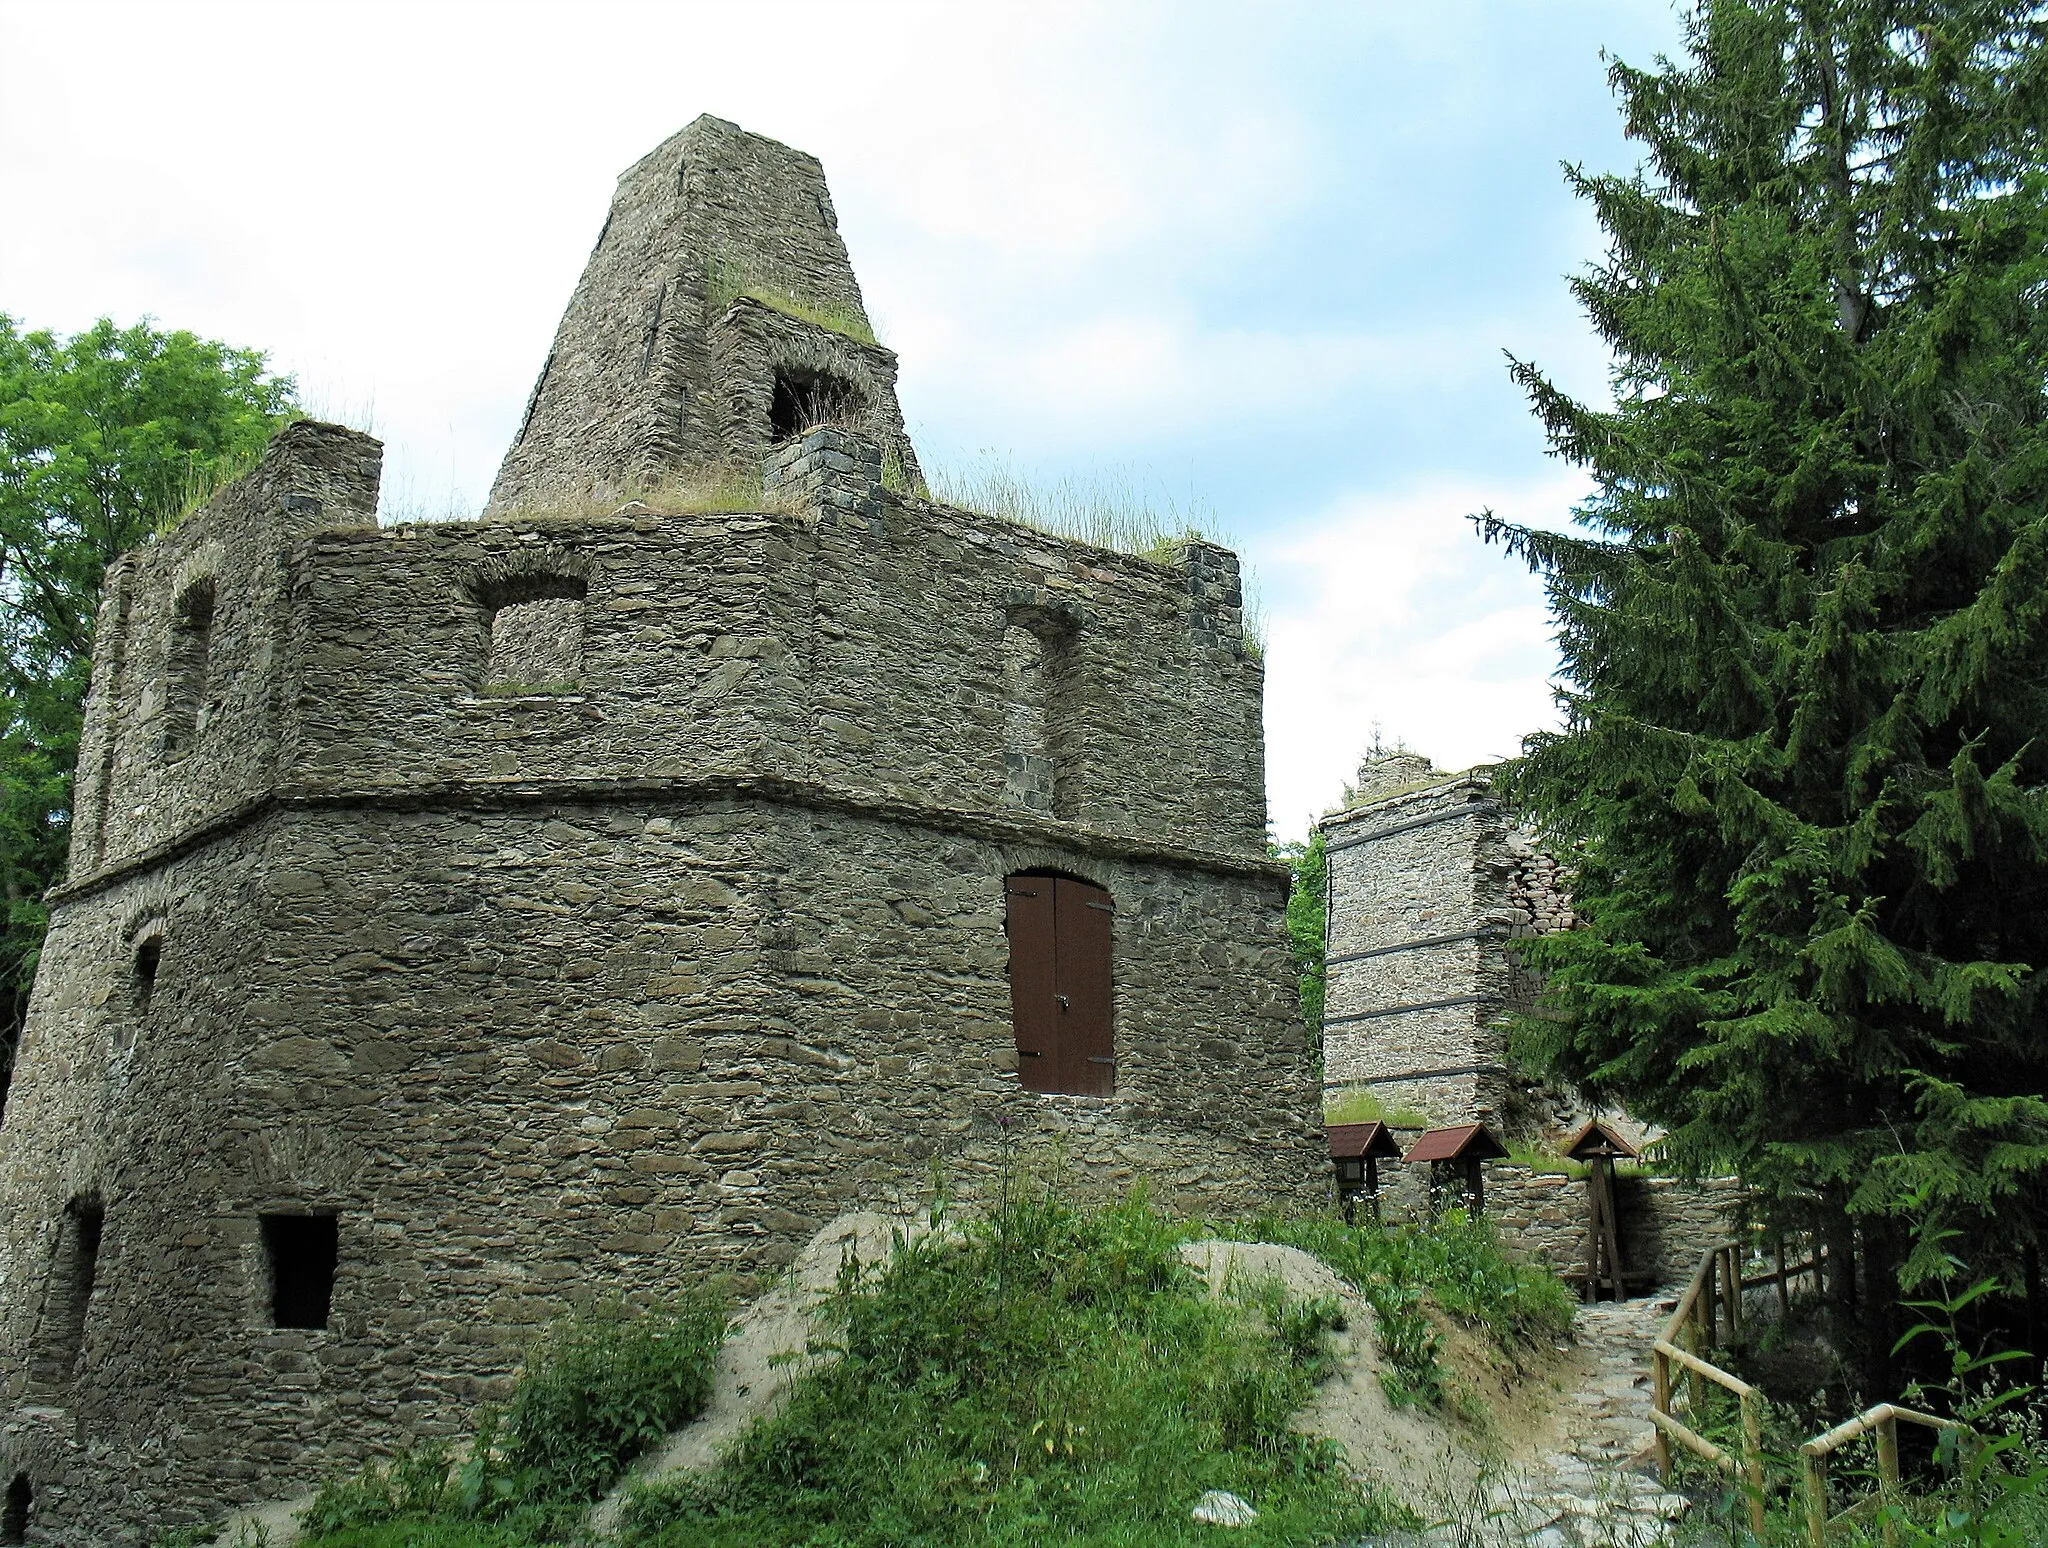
top-left (1325, 1121), bottom-right (1402, 1222)
top-left (1565, 1119), bottom-right (1640, 1302)
top-left (1565, 1118), bottom-right (1641, 1162)
top-left (1402, 1123), bottom-right (1507, 1164)
top-left (1404, 1122), bottom-right (1506, 1214)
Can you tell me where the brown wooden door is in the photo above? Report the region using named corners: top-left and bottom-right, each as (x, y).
top-left (1004, 874), bottom-right (1114, 1095)
top-left (1004, 876), bottom-right (1059, 1093)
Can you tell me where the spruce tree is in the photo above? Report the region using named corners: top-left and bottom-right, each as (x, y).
top-left (1483, 0), bottom-right (2048, 1334)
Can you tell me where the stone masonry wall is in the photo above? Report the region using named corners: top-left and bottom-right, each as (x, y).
top-left (1321, 768), bottom-right (1517, 1125)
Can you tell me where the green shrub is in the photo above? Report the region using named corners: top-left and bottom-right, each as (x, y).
top-left (1230, 1210), bottom-right (1575, 1408)
top-left (500, 1295), bottom-right (726, 1503)
top-left (300, 1292), bottom-right (726, 1545)
top-left (621, 1188), bottom-right (1398, 1547)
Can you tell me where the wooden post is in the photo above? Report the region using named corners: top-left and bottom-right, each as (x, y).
top-left (1741, 1388), bottom-right (1766, 1536)
top-left (1729, 1244), bottom-right (1743, 1331)
top-left (1776, 1237), bottom-right (1791, 1320)
top-left (1803, 1451), bottom-right (1829, 1547)
top-left (1653, 1345), bottom-right (1673, 1481)
top-left (1876, 1410), bottom-right (1900, 1548)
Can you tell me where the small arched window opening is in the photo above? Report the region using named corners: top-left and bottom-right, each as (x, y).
top-left (769, 366), bottom-right (861, 444)
top-left (164, 578), bottom-right (216, 757)
top-left (29, 1198), bottom-right (102, 1392)
top-left (481, 576), bottom-right (587, 693)
top-left (1003, 871), bottom-right (1114, 1096)
top-left (1002, 611), bottom-right (1079, 817)
top-left (2, 1473), bottom-right (28, 1546)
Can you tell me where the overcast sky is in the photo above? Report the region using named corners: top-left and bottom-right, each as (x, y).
top-left (0, 1), bottom-right (1686, 838)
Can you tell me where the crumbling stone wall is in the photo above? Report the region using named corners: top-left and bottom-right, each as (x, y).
top-left (1483, 1167), bottom-right (1746, 1288)
top-left (486, 116), bottom-right (920, 515)
top-left (1320, 757), bottom-right (1520, 1125)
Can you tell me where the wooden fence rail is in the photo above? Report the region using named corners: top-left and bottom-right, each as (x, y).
top-left (1800, 1402), bottom-right (1971, 1548)
top-left (1650, 1237), bottom-right (1824, 1537)
top-left (1644, 1237), bottom-right (1984, 1545)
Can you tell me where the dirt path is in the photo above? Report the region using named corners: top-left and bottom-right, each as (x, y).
top-left (1486, 1291), bottom-right (1694, 1548)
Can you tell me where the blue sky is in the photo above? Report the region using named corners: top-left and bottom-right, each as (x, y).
top-left (0, 0), bottom-right (1689, 837)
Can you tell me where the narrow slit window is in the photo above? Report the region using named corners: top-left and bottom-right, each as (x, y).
top-left (164, 578), bottom-right (216, 757)
top-left (482, 579), bottom-right (586, 693)
top-left (262, 1213), bottom-right (338, 1329)
top-left (1003, 872), bottom-right (1115, 1097)
top-left (30, 1199), bottom-right (102, 1391)
top-left (133, 933), bottom-right (162, 1013)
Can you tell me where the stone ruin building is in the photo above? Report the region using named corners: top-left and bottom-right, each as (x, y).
top-left (1321, 750), bottom-right (1737, 1286)
top-left (0, 116), bottom-right (1321, 1544)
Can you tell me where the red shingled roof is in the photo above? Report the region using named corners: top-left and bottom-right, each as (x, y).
top-left (1326, 1121), bottom-right (1402, 1160)
top-left (1564, 1118), bottom-right (1640, 1161)
top-left (1404, 1123), bottom-right (1507, 1163)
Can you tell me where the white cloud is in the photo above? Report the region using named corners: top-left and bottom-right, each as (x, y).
top-left (1254, 470), bottom-right (1589, 840)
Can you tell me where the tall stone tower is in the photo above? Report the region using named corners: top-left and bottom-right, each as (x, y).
top-left (0, 123), bottom-right (1315, 1544)
top-left (486, 115), bottom-right (920, 514)
top-left (1319, 752), bottom-right (1573, 1129)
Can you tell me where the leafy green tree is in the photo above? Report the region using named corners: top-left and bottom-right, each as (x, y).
top-left (1, 315), bottom-right (294, 1103)
top-left (1276, 831), bottom-right (1329, 1046)
top-left (1481, 0), bottom-right (2048, 1342)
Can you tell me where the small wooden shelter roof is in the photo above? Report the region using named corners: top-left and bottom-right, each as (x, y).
top-left (1565, 1118), bottom-right (1641, 1161)
top-left (1404, 1123), bottom-right (1507, 1163)
top-left (1326, 1121), bottom-right (1402, 1160)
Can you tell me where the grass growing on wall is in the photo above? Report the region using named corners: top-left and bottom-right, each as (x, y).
top-left (920, 457), bottom-right (1213, 562)
top-left (706, 260), bottom-right (878, 346)
top-left (1321, 1088), bottom-right (1428, 1129)
top-left (621, 1188), bottom-right (1397, 1548)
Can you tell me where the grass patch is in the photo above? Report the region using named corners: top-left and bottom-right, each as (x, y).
top-left (500, 464), bottom-right (797, 526)
top-left (299, 1293), bottom-right (726, 1545)
top-left (920, 457), bottom-right (1217, 563)
top-left (916, 456), bottom-right (1266, 656)
top-left (620, 1188), bottom-right (1398, 1547)
top-left (1225, 1210), bottom-right (1575, 1409)
top-left (1322, 1088), bottom-right (1428, 1129)
top-left (707, 260), bottom-right (877, 346)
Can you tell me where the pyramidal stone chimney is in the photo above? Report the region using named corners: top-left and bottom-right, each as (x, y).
top-left (486, 114), bottom-right (921, 514)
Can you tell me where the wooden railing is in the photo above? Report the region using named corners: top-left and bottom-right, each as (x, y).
top-left (1800, 1402), bottom-right (1972, 1548)
top-left (1650, 1238), bottom-right (1825, 1536)
top-left (1645, 1239), bottom-right (1986, 1544)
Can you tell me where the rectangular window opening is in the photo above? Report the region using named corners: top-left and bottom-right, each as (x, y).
top-left (482, 580), bottom-right (586, 693)
top-left (164, 579), bottom-right (216, 757)
top-left (261, 1213), bottom-right (338, 1330)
